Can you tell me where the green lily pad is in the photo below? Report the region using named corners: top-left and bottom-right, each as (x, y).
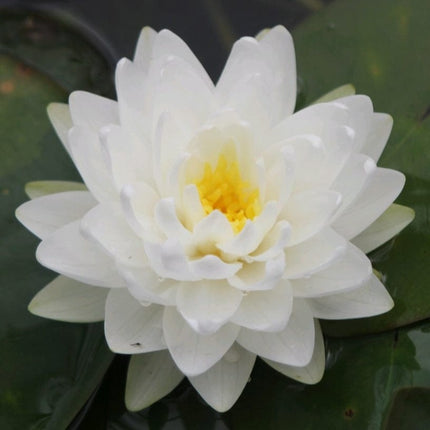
top-left (292, 0), bottom-right (430, 336)
top-left (383, 387), bottom-right (430, 430)
top-left (223, 321), bottom-right (430, 430)
top-left (0, 13), bottom-right (113, 430)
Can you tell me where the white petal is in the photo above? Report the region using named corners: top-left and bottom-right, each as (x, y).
top-left (282, 190), bottom-right (342, 246)
top-left (290, 243), bottom-right (371, 298)
top-left (68, 91), bottom-right (118, 131)
top-left (28, 275), bottom-right (108, 322)
top-left (218, 201), bottom-right (279, 257)
top-left (154, 198), bottom-right (192, 245)
top-left (151, 29), bottom-right (213, 88)
top-left (36, 220), bottom-right (125, 288)
top-left (189, 344), bottom-right (256, 412)
top-left (125, 350), bottom-right (184, 411)
top-left (144, 239), bottom-right (196, 281)
top-left (308, 273), bottom-right (394, 319)
top-left (151, 56), bottom-right (214, 139)
top-left (237, 299), bottom-right (314, 366)
top-left (105, 288), bottom-right (166, 354)
top-left (217, 37), bottom-right (267, 100)
top-left (177, 281), bottom-right (243, 334)
top-left (352, 204), bottom-right (414, 253)
top-left (360, 113), bottom-right (393, 162)
top-left (180, 184), bottom-right (207, 230)
top-left (228, 253), bottom-right (285, 291)
top-left (312, 84), bottom-right (356, 104)
top-left (115, 58), bottom-right (151, 140)
top-left (217, 26), bottom-right (296, 124)
top-left (250, 220), bottom-right (291, 262)
top-left (16, 191), bottom-right (96, 239)
top-left (330, 154), bottom-right (376, 212)
top-left (333, 168), bottom-right (405, 239)
top-left (283, 228), bottom-right (347, 279)
top-left (264, 145), bottom-right (295, 205)
top-left (118, 264), bottom-right (177, 306)
top-left (269, 101), bottom-right (349, 144)
top-left (47, 103), bottom-right (73, 155)
top-left (152, 112), bottom-right (191, 194)
top-left (99, 124), bottom-right (149, 189)
top-left (120, 182), bottom-right (162, 242)
top-left (334, 95), bottom-right (374, 151)
top-left (25, 181), bottom-right (86, 199)
top-left (163, 307), bottom-right (240, 376)
top-left (258, 25), bottom-right (296, 117)
top-left (221, 72), bottom-right (273, 138)
top-left (189, 255), bottom-right (242, 280)
top-left (191, 209), bottom-right (235, 253)
top-left (68, 126), bottom-right (117, 202)
top-left (263, 320), bottom-right (325, 384)
top-left (80, 203), bottom-right (146, 265)
top-left (133, 26), bottom-right (157, 72)
top-left (231, 281), bottom-right (293, 332)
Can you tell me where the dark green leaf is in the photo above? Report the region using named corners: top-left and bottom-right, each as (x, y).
top-left (383, 387), bottom-right (430, 430)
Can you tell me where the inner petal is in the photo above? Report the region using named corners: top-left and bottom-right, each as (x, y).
top-left (193, 147), bottom-right (261, 233)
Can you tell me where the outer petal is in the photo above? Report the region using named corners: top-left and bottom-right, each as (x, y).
top-left (290, 243), bottom-right (371, 298)
top-left (151, 29), bottom-right (213, 88)
top-left (25, 181), bottom-right (86, 199)
top-left (28, 275), bottom-right (108, 323)
top-left (105, 289), bottom-right (166, 354)
top-left (360, 113), bottom-right (393, 162)
top-left (177, 281), bottom-right (243, 334)
top-left (80, 202), bottom-right (146, 265)
top-left (150, 56), bottom-right (215, 145)
top-left (231, 281), bottom-right (293, 332)
top-left (36, 220), bottom-right (125, 288)
top-left (352, 204), bottom-right (414, 253)
top-left (68, 126), bottom-right (117, 202)
top-left (125, 351), bottom-right (183, 412)
top-left (163, 307), bottom-right (240, 376)
top-left (217, 26), bottom-right (296, 125)
top-left (308, 273), bottom-right (394, 319)
top-left (189, 344), bottom-right (256, 412)
top-left (330, 154), bottom-right (376, 212)
top-left (258, 25), bottom-right (296, 117)
top-left (263, 320), bottom-right (325, 384)
top-left (99, 124), bottom-right (149, 190)
top-left (237, 299), bottom-right (315, 366)
top-left (118, 264), bottom-right (177, 306)
top-left (333, 167), bottom-right (405, 239)
top-left (68, 91), bottom-right (118, 131)
top-left (283, 228), bottom-right (347, 279)
top-left (133, 26), bottom-right (157, 72)
top-left (120, 182), bottom-right (162, 242)
top-left (282, 190), bottom-right (342, 246)
top-left (16, 191), bottom-right (96, 239)
top-left (47, 103), bottom-right (73, 156)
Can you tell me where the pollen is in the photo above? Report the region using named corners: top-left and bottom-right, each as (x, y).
top-left (195, 153), bottom-right (261, 233)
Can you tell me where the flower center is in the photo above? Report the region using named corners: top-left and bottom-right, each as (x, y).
top-left (195, 153), bottom-right (261, 233)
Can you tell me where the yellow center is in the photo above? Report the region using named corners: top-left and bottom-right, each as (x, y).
top-left (195, 154), bottom-right (261, 233)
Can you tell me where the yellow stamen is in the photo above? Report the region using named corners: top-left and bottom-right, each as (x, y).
top-left (195, 153), bottom-right (261, 233)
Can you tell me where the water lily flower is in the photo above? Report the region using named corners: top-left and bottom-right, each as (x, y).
top-left (16, 25), bottom-right (414, 412)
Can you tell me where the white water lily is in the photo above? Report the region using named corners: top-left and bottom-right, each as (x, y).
top-left (16, 25), bottom-right (414, 412)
